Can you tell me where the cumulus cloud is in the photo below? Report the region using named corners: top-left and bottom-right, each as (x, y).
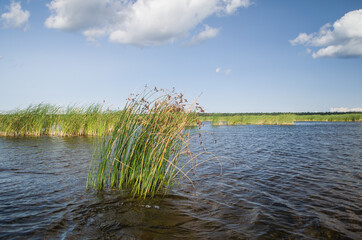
top-left (224, 0), bottom-right (251, 15)
top-left (216, 67), bottom-right (221, 73)
top-left (225, 69), bottom-right (232, 75)
top-left (186, 25), bottom-right (220, 46)
top-left (290, 9), bottom-right (362, 58)
top-left (330, 107), bottom-right (362, 112)
top-left (44, 0), bottom-right (251, 46)
top-left (83, 28), bottom-right (107, 42)
top-left (45, 0), bottom-right (112, 31)
top-left (1, 1), bottom-right (30, 30)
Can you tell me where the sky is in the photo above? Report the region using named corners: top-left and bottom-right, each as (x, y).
top-left (0, 0), bottom-right (361, 113)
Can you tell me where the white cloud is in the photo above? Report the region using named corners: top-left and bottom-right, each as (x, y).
top-left (290, 33), bottom-right (313, 46)
top-left (216, 67), bottom-right (221, 73)
top-left (225, 69), bottom-right (232, 75)
top-left (44, 0), bottom-right (251, 46)
top-left (186, 25), bottom-right (220, 46)
top-left (224, 0), bottom-right (251, 15)
top-left (45, 0), bottom-right (112, 31)
top-left (290, 9), bottom-right (362, 58)
top-left (0, 56), bottom-right (3, 60)
top-left (83, 28), bottom-right (107, 42)
top-left (330, 107), bottom-right (362, 112)
top-left (1, 1), bottom-right (30, 30)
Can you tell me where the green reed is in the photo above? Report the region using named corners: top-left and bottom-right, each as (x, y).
top-left (1, 105), bottom-right (361, 136)
top-left (0, 103), bottom-right (121, 136)
top-left (198, 113), bottom-right (362, 126)
top-left (87, 88), bottom-right (203, 198)
top-left (294, 113), bottom-right (362, 122)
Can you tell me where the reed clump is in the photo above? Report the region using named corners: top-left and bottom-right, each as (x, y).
top-left (0, 103), bottom-right (121, 136)
top-left (294, 113), bottom-right (362, 122)
top-left (207, 114), bottom-right (296, 126)
top-left (87, 88), bottom-right (205, 198)
top-left (198, 113), bottom-right (362, 126)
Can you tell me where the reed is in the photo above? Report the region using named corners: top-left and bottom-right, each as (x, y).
top-left (205, 114), bottom-right (296, 125)
top-left (198, 113), bottom-right (362, 126)
top-left (87, 88), bottom-right (203, 198)
top-left (0, 104), bottom-right (58, 136)
top-left (1, 106), bottom-right (361, 136)
top-left (0, 103), bottom-right (121, 136)
top-left (294, 113), bottom-right (362, 122)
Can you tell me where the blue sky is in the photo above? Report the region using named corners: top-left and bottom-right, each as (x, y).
top-left (0, 0), bottom-right (361, 113)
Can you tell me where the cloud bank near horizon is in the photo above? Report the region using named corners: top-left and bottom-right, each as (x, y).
top-left (44, 0), bottom-right (251, 46)
top-left (330, 107), bottom-right (362, 112)
top-left (290, 9), bottom-right (362, 58)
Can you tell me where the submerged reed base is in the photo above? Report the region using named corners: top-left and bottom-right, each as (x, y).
top-left (87, 88), bottom-right (208, 198)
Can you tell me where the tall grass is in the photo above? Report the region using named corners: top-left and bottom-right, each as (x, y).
top-left (198, 113), bottom-right (362, 126)
top-left (87, 88), bottom-right (204, 198)
top-left (294, 113), bottom-right (362, 122)
top-left (0, 103), bottom-right (121, 136)
top-left (2, 105), bottom-right (361, 136)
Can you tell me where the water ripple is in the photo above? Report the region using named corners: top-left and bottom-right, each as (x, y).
top-left (0, 123), bottom-right (361, 239)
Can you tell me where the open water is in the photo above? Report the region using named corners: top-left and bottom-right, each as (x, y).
top-left (0, 122), bottom-right (361, 239)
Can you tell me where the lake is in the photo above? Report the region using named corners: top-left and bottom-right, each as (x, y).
top-left (0, 122), bottom-right (361, 239)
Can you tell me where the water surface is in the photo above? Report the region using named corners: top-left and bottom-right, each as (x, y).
top-left (0, 122), bottom-right (361, 239)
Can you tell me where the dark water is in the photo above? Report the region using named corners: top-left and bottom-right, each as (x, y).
top-left (0, 122), bottom-right (361, 239)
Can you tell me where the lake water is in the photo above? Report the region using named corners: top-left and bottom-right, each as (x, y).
top-left (0, 122), bottom-right (361, 239)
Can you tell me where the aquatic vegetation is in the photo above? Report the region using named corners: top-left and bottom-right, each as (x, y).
top-left (198, 113), bottom-right (362, 126)
top-left (87, 88), bottom-right (205, 198)
top-left (294, 113), bottom-right (362, 122)
top-left (0, 103), bottom-right (121, 136)
top-left (1, 105), bottom-right (361, 137)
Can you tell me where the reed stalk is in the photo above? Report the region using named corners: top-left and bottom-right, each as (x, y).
top-left (0, 103), bottom-right (121, 136)
top-left (87, 88), bottom-right (204, 198)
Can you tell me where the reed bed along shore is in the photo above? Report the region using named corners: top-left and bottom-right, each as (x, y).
top-left (198, 113), bottom-right (362, 126)
top-left (0, 103), bottom-right (121, 137)
top-left (87, 88), bottom-right (207, 198)
top-left (1, 106), bottom-right (361, 136)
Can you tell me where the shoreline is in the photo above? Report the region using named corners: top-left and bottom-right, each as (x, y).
top-left (1, 105), bottom-right (361, 136)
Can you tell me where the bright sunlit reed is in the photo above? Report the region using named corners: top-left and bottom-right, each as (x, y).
top-left (87, 87), bottom-right (206, 198)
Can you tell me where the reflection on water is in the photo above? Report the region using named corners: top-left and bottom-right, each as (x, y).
top-left (0, 122), bottom-right (361, 239)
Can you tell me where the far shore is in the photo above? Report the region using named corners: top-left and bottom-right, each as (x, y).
top-left (198, 112), bottom-right (362, 126)
top-left (0, 104), bottom-right (361, 136)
